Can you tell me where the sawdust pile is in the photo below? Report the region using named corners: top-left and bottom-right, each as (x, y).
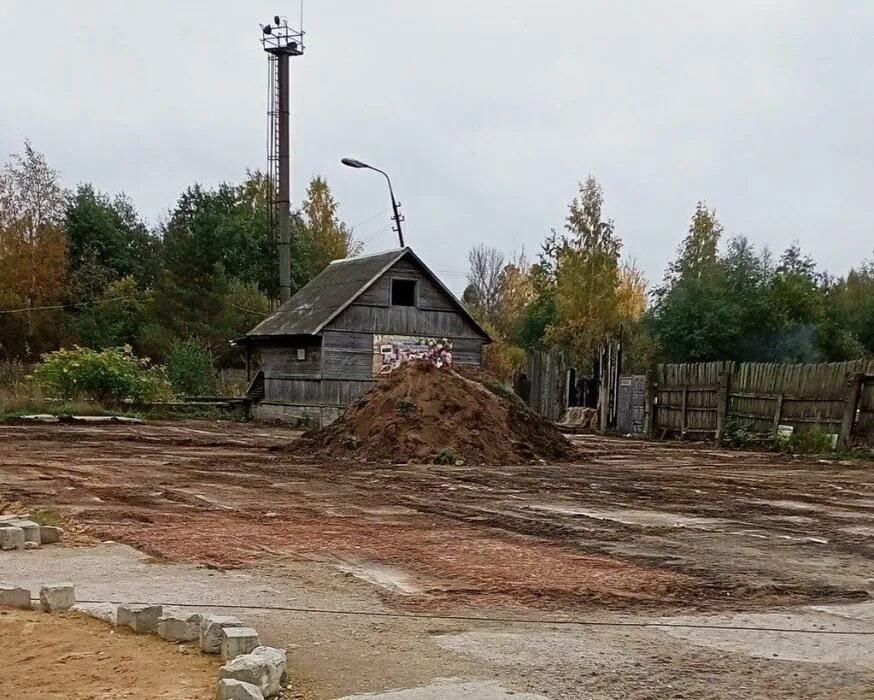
top-left (295, 361), bottom-right (573, 465)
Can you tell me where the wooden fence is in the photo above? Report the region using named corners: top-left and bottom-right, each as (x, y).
top-left (652, 360), bottom-right (874, 446)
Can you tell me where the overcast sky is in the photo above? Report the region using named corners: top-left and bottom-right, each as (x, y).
top-left (2, 1), bottom-right (872, 293)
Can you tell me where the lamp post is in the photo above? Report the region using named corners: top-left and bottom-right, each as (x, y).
top-left (341, 158), bottom-right (405, 247)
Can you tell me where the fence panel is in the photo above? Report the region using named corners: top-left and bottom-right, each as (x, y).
top-left (654, 361), bottom-right (730, 437)
top-left (654, 359), bottom-right (874, 443)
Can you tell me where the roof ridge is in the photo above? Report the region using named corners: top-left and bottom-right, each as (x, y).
top-left (328, 247), bottom-right (407, 265)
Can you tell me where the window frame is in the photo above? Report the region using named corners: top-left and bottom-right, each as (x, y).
top-left (390, 277), bottom-right (419, 307)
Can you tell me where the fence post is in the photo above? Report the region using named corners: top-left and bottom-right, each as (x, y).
top-left (680, 385), bottom-right (688, 438)
top-left (644, 369), bottom-right (657, 439)
top-left (772, 393), bottom-right (784, 432)
top-left (715, 370), bottom-right (730, 443)
top-left (839, 372), bottom-right (863, 450)
top-left (599, 344), bottom-right (610, 432)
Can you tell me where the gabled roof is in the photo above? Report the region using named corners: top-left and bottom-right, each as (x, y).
top-left (245, 247), bottom-right (491, 341)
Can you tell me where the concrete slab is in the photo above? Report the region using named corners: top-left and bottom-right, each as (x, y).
top-left (335, 679), bottom-right (551, 699)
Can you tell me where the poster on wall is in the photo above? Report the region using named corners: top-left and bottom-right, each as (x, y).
top-left (372, 335), bottom-right (453, 376)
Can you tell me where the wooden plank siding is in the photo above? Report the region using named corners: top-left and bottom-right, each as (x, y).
top-left (356, 259), bottom-right (455, 310)
top-left (330, 304), bottom-right (482, 338)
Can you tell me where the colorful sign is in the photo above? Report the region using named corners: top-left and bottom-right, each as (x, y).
top-left (372, 335), bottom-right (453, 376)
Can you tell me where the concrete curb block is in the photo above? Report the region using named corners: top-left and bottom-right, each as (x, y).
top-left (39, 583), bottom-right (75, 612)
top-left (0, 584), bottom-right (32, 609)
top-left (3, 583), bottom-right (291, 697)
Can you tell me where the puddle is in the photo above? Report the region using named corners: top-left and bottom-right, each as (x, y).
top-left (652, 611), bottom-right (874, 668)
top-left (841, 525), bottom-right (874, 537)
top-left (332, 558), bottom-right (424, 594)
top-left (528, 504), bottom-right (729, 530)
top-left (358, 506), bottom-right (420, 516)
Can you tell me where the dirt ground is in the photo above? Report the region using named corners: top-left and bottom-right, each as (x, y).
top-left (0, 608), bottom-right (218, 699)
top-left (1, 421), bottom-right (873, 698)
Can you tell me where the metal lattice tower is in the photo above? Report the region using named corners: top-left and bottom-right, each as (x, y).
top-left (261, 15), bottom-right (304, 303)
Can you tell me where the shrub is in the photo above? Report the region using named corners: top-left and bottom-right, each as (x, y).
top-left (167, 337), bottom-right (216, 396)
top-left (779, 427), bottom-right (837, 455)
top-left (35, 345), bottom-right (173, 403)
top-left (435, 447), bottom-right (459, 464)
top-left (395, 398), bottom-right (418, 415)
top-left (720, 416), bottom-right (757, 447)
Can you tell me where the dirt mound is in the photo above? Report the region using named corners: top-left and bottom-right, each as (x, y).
top-left (295, 361), bottom-right (573, 465)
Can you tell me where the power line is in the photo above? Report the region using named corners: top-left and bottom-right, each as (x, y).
top-left (360, 223), bottom-right (393, 245)
top-left (349, 208), bottom-right (390, 231)
top-left (0, 297), bottom-right (126, 315)
top-left (70, 599), bottom-right (874, 635)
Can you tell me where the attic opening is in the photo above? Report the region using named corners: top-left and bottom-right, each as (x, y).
top-left (391, 278), bottom-right (417, 307)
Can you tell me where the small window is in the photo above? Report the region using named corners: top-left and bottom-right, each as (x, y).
top-left (391, 279), bottom-right (417, 306)
top-left (296, 348), bottom-right (306, 361)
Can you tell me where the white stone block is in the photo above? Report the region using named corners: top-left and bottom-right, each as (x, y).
top-left (125, 604), bottom-right (163, 633)
top-left (24, 541), bottom-right (40, 550)
top-left (72, 602), bottom-right (118, 625)
top-left (158, 612), bottom-right (203, 642)
top-left (221, 627), bottom-right (261, 662)
top-left (8, 519), bottom-right (40, 544)
top-left (218, 646), bottom-right (287, 698)
top-left (216, 678), bottom-right (265, 700)
top-left (0, 527), bottom-right (25, 550)
top-left (0, 585), bottom-right (31, 608)
top-left (39, 583), bottom-right (75, 612)
top-left (116, 603), bottom-right (131, 627)
top-left (201, 615), bottom-right (243, 654)
top-left (40, 526), bottom-right (62, 544)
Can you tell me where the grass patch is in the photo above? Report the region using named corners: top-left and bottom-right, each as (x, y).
top-left (482, 381), bottom-right (513, 401)
top-left (27, 508), bottom-right (65, 527)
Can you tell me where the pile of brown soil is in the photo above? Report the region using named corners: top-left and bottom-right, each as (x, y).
top-left (295, 361), bottom-right (573, 465)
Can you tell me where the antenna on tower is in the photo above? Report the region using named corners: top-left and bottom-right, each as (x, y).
top-left (261, 12), bottom-right (305, 304)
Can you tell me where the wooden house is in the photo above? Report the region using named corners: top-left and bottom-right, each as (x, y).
top-left (240, 247), bottom-right (491, 425)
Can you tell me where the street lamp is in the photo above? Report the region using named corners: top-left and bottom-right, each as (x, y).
top-left (341, 158), bottom-right (405, 247)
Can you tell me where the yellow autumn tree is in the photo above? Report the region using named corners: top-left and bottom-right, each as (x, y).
top-left (0, 142), bottom-right (69, 358)
top-left (549, 177), bottom-right (646, 365)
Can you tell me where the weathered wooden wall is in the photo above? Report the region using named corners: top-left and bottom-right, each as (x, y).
top-left (652, 360), bottom-right (874, 445)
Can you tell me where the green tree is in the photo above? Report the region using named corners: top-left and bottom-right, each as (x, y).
top-left (651, 205), bottom-right (740, 362)
top-left (670, 201), bottom-right (722, 280)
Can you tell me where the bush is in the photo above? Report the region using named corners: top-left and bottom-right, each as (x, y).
top-left (779, 426), bottom-right (837, 455)
top-left (720, 416), bottom-right (757, 447)
top-left (435, 447), bottom-right (459, 464)
top-left (167, 338), bottom-right (216, 396)
top-left (35, 345), bottom-right (173, 403)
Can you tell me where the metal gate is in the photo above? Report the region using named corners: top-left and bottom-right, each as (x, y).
top-left (617, 374), bottom-right (646, 435)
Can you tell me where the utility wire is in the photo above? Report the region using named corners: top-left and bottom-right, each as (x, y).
top-left (349, 208), bottom-right (390, 231)
top-left (0, 296), bottom-right (126, 315)
top-left (70, 599), bottom-right (874, 635)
